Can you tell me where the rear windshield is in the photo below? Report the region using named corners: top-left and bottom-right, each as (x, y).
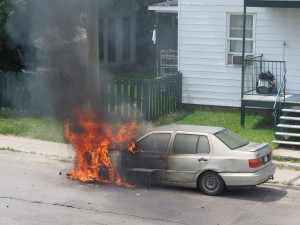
top-left (214, 129), bottom-right (249, 150)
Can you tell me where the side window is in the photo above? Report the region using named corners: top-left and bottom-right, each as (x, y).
top-left (155, 133), bottom-right (171, 153)
top-left (136, 134), bottom-right (155, 152)
top-left (172, 134), bottom-right (198, 154)
top-left (197, 136), bottom-right (210, 154)
top-left (135, 133), bottom-right (170, 153)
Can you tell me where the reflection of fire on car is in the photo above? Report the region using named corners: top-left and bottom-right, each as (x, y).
top-left (119, 125), bottom-right (276, 196)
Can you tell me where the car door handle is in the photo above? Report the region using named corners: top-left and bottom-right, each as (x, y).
top-left (157, 156), bottom-right (165, 161)
top-left (198, 158), bottom-right (208, 162)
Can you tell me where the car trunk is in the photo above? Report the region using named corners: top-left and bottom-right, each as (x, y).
top-left (235, 142), bottom-right (273, 172)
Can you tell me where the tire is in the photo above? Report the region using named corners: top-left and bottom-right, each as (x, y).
top-left (198, 171), bottom-right (225, 196)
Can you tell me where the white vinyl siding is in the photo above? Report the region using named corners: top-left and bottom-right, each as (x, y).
top-left (178, 0), bottom-right (300, 107)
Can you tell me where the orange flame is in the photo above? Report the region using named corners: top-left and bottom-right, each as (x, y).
top-left (65, 108), bottom-right (139, 187)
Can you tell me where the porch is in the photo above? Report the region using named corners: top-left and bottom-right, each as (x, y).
top-left (241, 0), bottom-right (300, 118)
top-left (148, 1), bottom-right (178, 77)
top-left (241, 53), bottom-right (300, 128)
top-left (242, 94), bottom-right (300, 110)
top-left (241, 0), bottom-right (300, 146)
top-left (241, 54), bottom-right (288, 114)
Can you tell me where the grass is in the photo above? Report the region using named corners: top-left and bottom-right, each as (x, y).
top-left (0, 147), bottom-right (21, 153)
top-left (153, 109), bottom-right (276, 147)
top-left (0, 110), bottom-right (64, 142)
top-left (0, 108), bottom-right (276, 147)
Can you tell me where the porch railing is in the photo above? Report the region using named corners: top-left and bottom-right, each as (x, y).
top-left (272, 69), bottom-right (287, 126)
top-left (243, 55), bottom-right (286, 97)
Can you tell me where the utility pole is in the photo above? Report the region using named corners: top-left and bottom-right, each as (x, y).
top-left (87, 0), bottom-right (100, 114)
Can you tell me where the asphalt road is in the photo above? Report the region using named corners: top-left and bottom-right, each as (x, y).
top-left (0, 151), bottom-right (299, 225)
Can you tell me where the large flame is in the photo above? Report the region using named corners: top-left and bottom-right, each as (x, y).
top-left (65, 108), bottom-right (139, 187)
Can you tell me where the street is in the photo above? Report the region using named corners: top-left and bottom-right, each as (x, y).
top-left (0, 151), bottom-right (299, 225)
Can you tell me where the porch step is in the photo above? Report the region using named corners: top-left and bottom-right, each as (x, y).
top-left (282, 109), bottom-right (300, 113)
top-left (280, 116), bottom-right (300, 121)
top-left (274, 106), bottom-right (300, 146)
top-left (277, 124), bottom-right (300, 129)
top-left (275, 132), bottom-right (300, 137)
top-left (272, 140), bottom-right (300, 146)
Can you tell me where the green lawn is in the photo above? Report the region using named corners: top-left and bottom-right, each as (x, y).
top-left (0, 110), bottom-right (64, 142)
top-left (0, 108), bottom-right (276, 147)
top-left (153, 109), bottom-right (276, 147)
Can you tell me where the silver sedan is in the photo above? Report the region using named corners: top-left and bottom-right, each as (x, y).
top-left (120, 125), bottom-right (276, 196)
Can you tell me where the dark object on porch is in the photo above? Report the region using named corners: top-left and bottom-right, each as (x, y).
top-left (256, 71), bottom-right (276, 94)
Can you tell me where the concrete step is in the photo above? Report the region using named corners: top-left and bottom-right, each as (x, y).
top-left (272, 140), bottom-right (300, 146)
top-left (280, 116), bottom-right (300, 121)
top-left (272, 149), bottom-right (300, 170)
top-left (275, 132), bottom-right (300, 137)
top-left (273, 161), bottom-right (300, 170)
top-left (277, 124), bottom-right (300, 129)
top-left (282, 108), bottom-right (300, 113)
top-left (272, 149), bottom-right (300, 160)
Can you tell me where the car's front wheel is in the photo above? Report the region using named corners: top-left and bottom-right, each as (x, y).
top-left (198, 171), bottom-right (225, 196)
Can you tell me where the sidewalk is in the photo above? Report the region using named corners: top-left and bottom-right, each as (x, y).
top-left (0, 134), bottom-right (75, 159)
top-left (270, 148), bottom-right (300, 187)
top-left (0, 134), bottom-right (299, 188)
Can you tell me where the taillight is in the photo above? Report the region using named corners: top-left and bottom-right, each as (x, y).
top-left (249, 158), bottom-right (263, 168)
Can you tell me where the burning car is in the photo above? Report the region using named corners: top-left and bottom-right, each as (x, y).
top-left (121, 124), bottom-right (276, 196)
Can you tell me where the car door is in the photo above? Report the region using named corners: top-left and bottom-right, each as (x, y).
top-left (167, 132), bottom-right (212, 183)
top-left (133, 132), bottom-right (171, 181)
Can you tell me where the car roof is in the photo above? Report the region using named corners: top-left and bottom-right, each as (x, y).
top-left (149, 124), bottom-right (225, 134)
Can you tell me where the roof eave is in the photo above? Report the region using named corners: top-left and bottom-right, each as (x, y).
top-left (245, 0), bottom-right (300, 8)
top-left (148, 6), bottom-right (178, 13)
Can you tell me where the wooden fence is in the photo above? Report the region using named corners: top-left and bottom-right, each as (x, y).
top-left (0, 71), bottom-right (182, 120)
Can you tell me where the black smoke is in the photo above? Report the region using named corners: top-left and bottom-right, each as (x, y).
top-left (6, 0), bottom-right (88, 118)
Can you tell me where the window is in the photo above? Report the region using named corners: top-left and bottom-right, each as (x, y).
top-left (122, 17), bottom-right (131, 62)
top-left (108, 18), bottom-right (116, 63)
top-left (227, 14), bottom-right (254, 65)
top-left (98, 16), bottom-right (135, 65)
top-left (214, 129), bottom-right (249, 150)
top-left (172, 134), bottom-right (210, 154)
top-left (135, 133), bottom-right (171, 153)
top-left (197, 136), bottom-right (210, 154)
top-left (99, 18), bottom-right (104, 63)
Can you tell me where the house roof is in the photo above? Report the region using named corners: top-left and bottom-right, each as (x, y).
top-left (148, 0), bottom-right (178, 13)
top-left (245, 0), bottom-right (300, 8)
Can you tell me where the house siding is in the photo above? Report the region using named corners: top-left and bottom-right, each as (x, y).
top-left (179, 0), bottom-right (300, 107)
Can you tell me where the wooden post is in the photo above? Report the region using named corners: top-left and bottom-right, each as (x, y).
top-left (87, 0), bottom-right (100, 114)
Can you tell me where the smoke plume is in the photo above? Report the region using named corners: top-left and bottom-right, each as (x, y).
top-left (6, 0), bottom-right (88, 118)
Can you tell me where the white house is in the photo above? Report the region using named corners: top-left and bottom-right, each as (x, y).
top-left (149, 0), bottom-right (300, 108)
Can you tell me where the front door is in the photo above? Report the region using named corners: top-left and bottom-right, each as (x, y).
top-left (167, 133), bottom-right (212, 183)
top-left (133, 132), bottom-right (171, 181)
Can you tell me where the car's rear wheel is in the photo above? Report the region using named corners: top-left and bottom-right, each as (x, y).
top-left (198, 171), bottom-right (225, 196)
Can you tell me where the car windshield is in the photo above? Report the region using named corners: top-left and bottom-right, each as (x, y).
top-left (214, 129), bottom-right (249, 150)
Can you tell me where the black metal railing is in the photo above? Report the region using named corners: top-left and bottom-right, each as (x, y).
top-left (272, 70), bottom-right (287, 126)
top-left (243, 55), bottom-right (286, 96)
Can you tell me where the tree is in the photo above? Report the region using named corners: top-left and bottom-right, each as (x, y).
top-left (0, 0), bottom-right (26, 71)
